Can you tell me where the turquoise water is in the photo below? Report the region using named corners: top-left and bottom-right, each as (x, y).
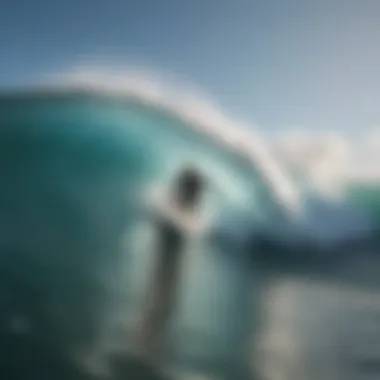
top-left (348, 184), bottom-right (380, 224)
top-left (0, 93), bottom-right (276, 376)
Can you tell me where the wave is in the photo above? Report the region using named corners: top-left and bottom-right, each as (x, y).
top-left (43, 65), bottom-right (303, 216)
top-left (3, 64), bottom-right (380, 247)
top-left (0, 65), bottom-right (379, 379)
top-left (46, 65), bottom-right (380, 193)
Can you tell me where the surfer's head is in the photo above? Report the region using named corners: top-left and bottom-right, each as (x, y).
top-left (175, 167), bottom-right (205, 209)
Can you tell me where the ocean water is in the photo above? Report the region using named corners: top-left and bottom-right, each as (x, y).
top-left (0, 90), bottom-right (379, 380)
top-left (348, 184), bottom-right (380, 224)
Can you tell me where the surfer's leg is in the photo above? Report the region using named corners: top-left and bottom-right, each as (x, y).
top-left (138, 248), bottom-right (181, 367)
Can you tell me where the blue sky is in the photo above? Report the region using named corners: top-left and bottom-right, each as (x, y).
top-left (1, 0), bottom-right (380, 131)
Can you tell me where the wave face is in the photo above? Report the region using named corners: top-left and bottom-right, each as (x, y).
top-left (0, 91), bottom-right (276, 377)
top-left (0, 89), bottom-right (379, 379)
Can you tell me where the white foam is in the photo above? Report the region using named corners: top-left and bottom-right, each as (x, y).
top-left (271, 128), bottom-right (380, 193)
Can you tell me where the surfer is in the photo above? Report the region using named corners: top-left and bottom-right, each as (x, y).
top-left (136, 166), bottom-right (207, 368)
